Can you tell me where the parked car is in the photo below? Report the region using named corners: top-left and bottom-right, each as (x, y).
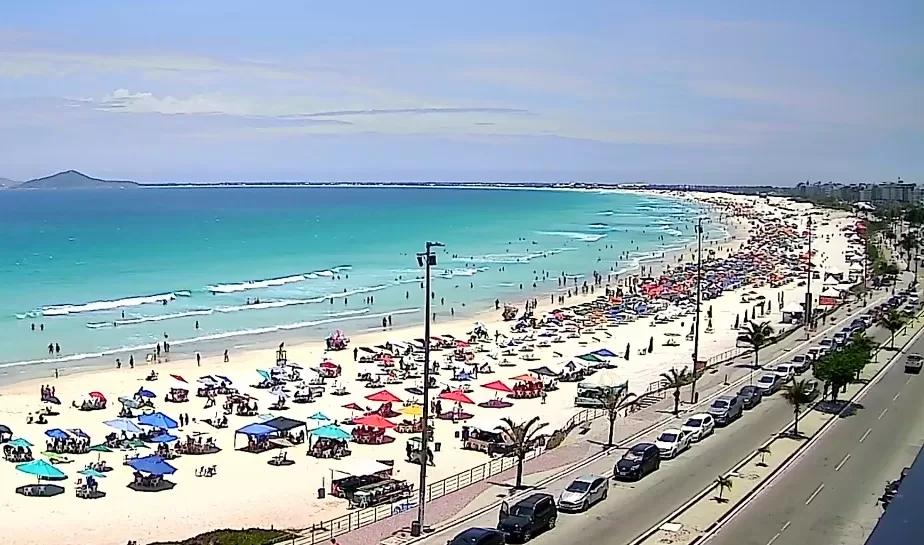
top-left (655, 428), bottom-right (692, 459)
top-left (737, 385), bottom-right (763, 409)
top-left (681, 413), bottom-right (715, 442)
top-left (807, 347), bottom-right (822, 361)
top-left (790, 354), bottom-right (810, 374)
top-left (614, 442), bottom-right (661, 481)
top-left (772, 363), bottom-right (796, 383)
top-left (708, 395), bottom-right (744, 425)
top-left (819, 338), bottom-right (834, 351)
top-left (449, 528), bottom-right (506, 545)
top-left (905, 353), bottom-right (923, 374)
top-left (833, 332), bottom-right (848, 346)
top-left (557, 475), bottom-right (608, 512)
top-left (756, 373), bottom-right (783, 395)
top-left (497, 493), bottom-right (557, 542)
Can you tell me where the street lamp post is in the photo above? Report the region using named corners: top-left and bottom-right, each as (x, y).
top-left (805, 217), bottom-right (813, 339)
top-left (689, 217), bottom-right (703, 403)
top-left (412, 241), bottom-right (444, 537)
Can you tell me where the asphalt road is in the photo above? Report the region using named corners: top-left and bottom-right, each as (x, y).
top-left (701, 333), bottom-right (924, 545)
top-left (421, 297), bottom-right (900, 545)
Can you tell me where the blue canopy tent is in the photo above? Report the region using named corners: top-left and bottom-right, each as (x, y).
top-left (105, 418), bottom-right (143, 434)
top-left (310, 424), bottom-right (351, 441)
top-left (138, 412), bottom-right (178, 430)
top-left (234, 423), bottom-right (276, 450)
top-left (128, 455), bottom-right (177, 475)
top-left (16, 459), bottom-right (66, 481)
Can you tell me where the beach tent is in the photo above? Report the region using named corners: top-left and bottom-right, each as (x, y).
top-left (585, 368), bottom-right (625, 389)
top-left (233, 423), bottom-right (276, 449)
top-left (333, 459), bottom-right (393, 478)
top-left (0, 424), bottom-right (11, 442)
top-left (310, 424), bottom-right (351, 441)
top-left (139, 412), bottom-right (178, 430)
top-left (528, 366), bottom-right (560, 377)
top-left (16, 459), bottom-right (66, 481)
top-left (128, 455), bottom-right (177, 476)
top-left (263, 416), bottom-right (307, 434)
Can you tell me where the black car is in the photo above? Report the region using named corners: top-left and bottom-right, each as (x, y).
top-left (614, 442), bottom-right (661, 481)
top-left (497, 493), bottom-right (557, 542)
top-left (737, 385), bottom-right (763, 409)
top-left (449, 527), bottom-right (506, 545)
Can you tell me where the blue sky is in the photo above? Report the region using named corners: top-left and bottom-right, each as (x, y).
top-left (0, 1), bottom-right (921, 184)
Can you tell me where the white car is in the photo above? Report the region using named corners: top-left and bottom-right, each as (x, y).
top-left (655, 428), bottom-right (692, 459)
top-left (772, 363), bottom-right (796, 383)
top-left (557, 474), bottom-right (609, 511)
top-left (681, 413), bottom-right (715, 442)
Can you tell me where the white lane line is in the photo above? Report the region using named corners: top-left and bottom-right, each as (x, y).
top-left (893, 391), bottom-right (901, 401)
top-left (859, 428), bottom-right (872, 443)
top-left (780, 521), bottom-right (791, 533)
top-left (879, 408), bottom-right (889, 420)
top-left (766, 532), bottom-right (782, 545)
top-left (805, 483), bottom-right (825, 505)
top-left (834, 454), bottom-right (851, 472)
top-left (906, 377), bottom-right (913, 385)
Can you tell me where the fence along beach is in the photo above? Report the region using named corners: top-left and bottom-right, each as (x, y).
top-left (0, 191), bottom-right (862, 545)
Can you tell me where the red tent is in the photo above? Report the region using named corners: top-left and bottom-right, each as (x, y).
top-left (365, 389), bottom-right (402, 403)
top-left (439, 390), bottom-right (474, 404)
top-left (482, 380), bottom-right (513, 394)
top-left (353, 414), bottom-right (397, 429)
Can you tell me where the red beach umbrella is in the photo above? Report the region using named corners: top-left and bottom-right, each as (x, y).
top-left (481, 380), bottom-right (513, 394)
top-left (510, 374), bottom-right (540, 383)
top-left (169, 374), bottom-right (187, 384)
top-left (353, 414), bottom-right (397, 429)
top-left (365, 389), bottom-right (402, 403)
top-left (342, 403), bottom-right (363, 411)
top-left (319, 361), bottom-right (337, 369)
top-left (439, 390), bottom-right (474, 404)
top-left (89, 392), bottom-right (106, 401)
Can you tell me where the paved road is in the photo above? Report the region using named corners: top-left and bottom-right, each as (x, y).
top-left (419, 297), bottom-right (899, 545)
top-left (701, 334), bottom-right (924, 545)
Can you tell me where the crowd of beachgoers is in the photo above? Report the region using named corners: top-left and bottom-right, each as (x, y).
top-left (0, 192), bottom-right (864, 545)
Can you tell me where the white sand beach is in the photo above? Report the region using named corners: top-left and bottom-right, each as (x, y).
top-left (0, 193), bottom-right (864, 545)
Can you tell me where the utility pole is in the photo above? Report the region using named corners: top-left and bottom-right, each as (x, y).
top-left (412, 241), bottom-right (444, 538)
top-left (689, 217), bottom-right (703, 403)
top-left (805, 216), bottom-right (813, 339)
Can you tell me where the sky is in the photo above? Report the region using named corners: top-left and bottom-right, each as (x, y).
top-left (0, 1), bottom-right (922, 184)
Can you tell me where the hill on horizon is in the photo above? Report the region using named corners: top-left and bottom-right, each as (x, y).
top-left (0, 177), bottom-right (20, 189)
top-left (15, 170), bottom-right (140, 190)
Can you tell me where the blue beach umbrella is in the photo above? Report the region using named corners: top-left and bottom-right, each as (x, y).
top-left (310, 424), bottom-right (351, 441)
top-left (16, 459), bottom-right (66, 480)
top-left (308, 412), bottom-right (330, 422)
top-left (149, 433), bottom-right (178, 444)
top-left (137, 389), bottom-right (156, 399)
top-left (44, 428), bottom-right (68, 440)
top-left (138, 412), bottom-right (178, 430)
top-left (104, 418), bottom-right (143, 434)
top-left (128, 455), bottom-right (177, 476)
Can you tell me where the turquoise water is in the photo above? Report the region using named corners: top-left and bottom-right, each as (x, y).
top-left (0, 186), bottom-right (709, 371)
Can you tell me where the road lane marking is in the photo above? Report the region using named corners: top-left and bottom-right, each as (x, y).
top-left (859, 428), bottom-right (872, 443)
top-left (834, 454), bottom-right (850, 472)
top-left (766, 532), bottom-right (782, 545)
top-left (780, 521), bottom-right (791, 532)
top-left (805, 483), bottom-right (825, 505)
top-left (893, 392), bottom-right (901, 401)
top-left (879, 408), bottom-right (889, 420)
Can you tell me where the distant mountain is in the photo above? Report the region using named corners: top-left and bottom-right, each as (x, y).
top-left (15, 170), bottom-right (139, 190)
top-left (0, 177), bottom-right (20, 189)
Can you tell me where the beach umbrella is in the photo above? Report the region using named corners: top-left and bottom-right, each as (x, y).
top-left (353, 414), bottom-right (397, 429)
top-left (400, 404), bottom-right (424, 417)
top-left (139, 412), bottom-right (178, 430)
top-left (128, 455), bottom-right (177, 476)
top-left (510, 374), bottom-right (540, 383)
top-left (624, 343), bottom-right (630, 360)
top-left (9, 437), bottom-right (33, 448)
top-left (89, 392), bottom-right (106, 402)
top-left (482, 380), bottom-right (513, 394)
top-left (365, 389), bottom-right (402, 403)
top-left (149, 433), bottom-right (178, 443)
top-left (137, 389), bottom-right (156, 399)
top-left (169, 374), bottom-right (187, 383)
top-left (118, 396), bottom-right (141, 409)
top-left (104, 418), bottom-right (143, 434)
top-left (215, 375), bottom-right (233, 384)
top-left (44, 428), bottom-right (68, 440)
top-left (78, 468), bottom-right (107, 478)
top-left (88, 444), bottom-right (112, 453)
top-left (648, 337), bottom-right (654, 353)
top-left (439, 390), bottom-right (474, 404)
top-left (0, 424), bottom-right (11, 436)
top-left (308, 412), bottom-right (330, 422)
top-left (342, 403), bottom-right (363, 411)
top-left (310, 424), bottom-right (351, 441)
top-left (16, 459), bottom-right (66, 480)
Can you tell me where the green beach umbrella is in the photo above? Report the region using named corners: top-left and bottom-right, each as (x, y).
top-left (9, 437), bottom-right (33, 448)
top-left (78, 468), bottom-right (107, 478)
top-left (89, 444), bottom-right (112, 453)
top-left (16, 459), bottom-right (66, 481)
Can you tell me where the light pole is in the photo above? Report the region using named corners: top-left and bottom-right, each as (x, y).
top-left (689, 217), bottom-right (703, 403)
top-left (805, 216), bottom-right (813, 339)
top-left (413, 241), bottom-right (444, 537)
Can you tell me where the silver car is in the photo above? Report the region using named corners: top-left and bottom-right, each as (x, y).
top-left (557, 475), bottom-right (608, 512)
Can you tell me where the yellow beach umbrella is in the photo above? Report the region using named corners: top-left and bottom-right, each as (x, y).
top-left (401, 404), bottom-right (424, 417)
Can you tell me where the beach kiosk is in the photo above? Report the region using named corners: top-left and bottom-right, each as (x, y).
top-left (574, 368), bottom-right (628, 408)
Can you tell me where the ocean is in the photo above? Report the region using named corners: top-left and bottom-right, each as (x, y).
top-left (0, 186), bottom-right (714, 375)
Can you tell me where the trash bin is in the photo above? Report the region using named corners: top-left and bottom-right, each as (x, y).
top-left (317, 487), bottom-right (325, 499)
top-left (434, 442), bottom-right (441, 452)
top-left (410, 521), bottom-right (421, 537)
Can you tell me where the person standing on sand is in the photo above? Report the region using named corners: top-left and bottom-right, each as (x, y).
top-left (224, 349), bottom-right (229, 362)
top-left (116, 358), bottom-right (121, 369)
top-left (129, 355), bottom-right (134, 369)
top-left (196, 353), bottom-right (201, 366)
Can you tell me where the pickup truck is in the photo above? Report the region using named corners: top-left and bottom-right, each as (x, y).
top-left (905, 354), bottom-right (923, 374)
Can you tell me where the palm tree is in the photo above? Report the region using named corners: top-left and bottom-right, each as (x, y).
top-left (900, 232), bottom-right (919, 271)
top-left (737, 321), bottom-right (774, 370)
top-left (714, 475), bottom-right (733, 503)
top-left (495, 416), bottom-right (548, 489)
top-left (601, 389), bottom-right (636, 448)
top-left (781, 379), bottom-right (815, 437)
top-left (756, 445), bottom-right (771, 467)
top-left (879, 309), bottom-right (907, 349)
top-left (660, 367), bottom-right (692, 416)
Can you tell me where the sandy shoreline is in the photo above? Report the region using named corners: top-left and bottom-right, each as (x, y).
top-left (0, 191), bottom-right (859, 545)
